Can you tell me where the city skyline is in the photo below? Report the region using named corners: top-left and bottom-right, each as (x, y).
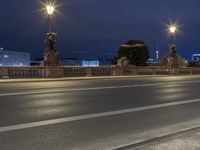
top-left (0, 0), bottom-right (200, 60)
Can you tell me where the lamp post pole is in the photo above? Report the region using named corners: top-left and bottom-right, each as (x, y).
top-left (169, 26), bottom-right (177, 56)
top-left (48, 15), bottom-right (51, 32)
top-left (46, 5), bottom-right (55, 32)
top-left (41, 2), bottom-right (61, 66)
top-left (167, 25), bottom-right (178, 70)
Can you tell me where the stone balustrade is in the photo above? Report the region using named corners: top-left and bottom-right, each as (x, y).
top-left (0, 66), bottom-right (114, 78)
top-left (0, 66), bottom-right (200, 79)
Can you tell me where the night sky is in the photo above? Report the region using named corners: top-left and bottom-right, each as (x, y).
top-left (0, 0), bottom-right (200, 60)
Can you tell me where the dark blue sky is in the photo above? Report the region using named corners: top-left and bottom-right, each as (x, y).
top-left (0, 0), bottom-right (200, 60)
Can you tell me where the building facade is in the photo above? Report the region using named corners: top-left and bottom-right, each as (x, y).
top-left (192, 54), bottom-right (200, 62)
top-left (0, 49), bottom-right (30, 66)
top-left (60, 58), bottom-right (111, 67)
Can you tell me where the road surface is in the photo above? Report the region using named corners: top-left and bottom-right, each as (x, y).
top-left (0, 76), bottom-right (200, 150)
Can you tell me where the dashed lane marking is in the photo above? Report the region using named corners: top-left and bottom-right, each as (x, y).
top-left (0, 80), bottom-right (200, 97)
top-left (0, 98), bottom-right (200, 133)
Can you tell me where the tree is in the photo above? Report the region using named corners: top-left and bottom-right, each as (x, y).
top-left (177, 56), bottom-right (188, 67)
top-left (117, 40), bottom-right (149, 66)
top-left (157, 55), bottom-right (188, 67)
top-left (157, 56), bottom-right (168, 66)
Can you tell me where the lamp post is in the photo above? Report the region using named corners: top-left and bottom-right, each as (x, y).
top-left (41, 1), bottom-right (61, 66)
top-left (46, 4), bottom-right (55, 32)
top-left (167, 24), bottom-right (178, 68)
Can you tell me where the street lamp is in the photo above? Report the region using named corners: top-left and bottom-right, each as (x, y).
top-left (168, 25), bottom-right (177, 44)
top-left (46, 4), bottom-right (55, 32)
top-left (167, 23), bottom-right (178, 68)
top-left (46, 5), bottom-right (55, 16)
top-left (169, 26), bottom-right (177, 35)
top-left (41, 1), bottom-right (61, 66)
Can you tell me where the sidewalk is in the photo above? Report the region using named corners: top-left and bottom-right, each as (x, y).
top-left (0, 75), bottom-right (168, 83)
top-left (0, 74), bottom-right (200, 83)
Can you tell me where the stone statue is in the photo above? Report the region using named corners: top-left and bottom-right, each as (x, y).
top-left (46, 32), bottom-right (57, 51)
top-left (167, 44), bottom-right (178, 67)
top-left (117, 57), bottom-right (129, 67)
top-left (116, 57), bottom-right (133, 76)
top-left (169, 44), bottom-right (177, 57)
top-left (41, 32), bottom-right (61, 66)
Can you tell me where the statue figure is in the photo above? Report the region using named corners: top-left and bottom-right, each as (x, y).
top-left (41, 32), bottom-right (61, 66)
top-left (167, 44), bottom-right (178, 67)
top-left (46, 32), bottom-right (57, 51)
top-left (117, 57), bottom-right (129, 67)
top-left (169, 44), bottom-right (177, 57)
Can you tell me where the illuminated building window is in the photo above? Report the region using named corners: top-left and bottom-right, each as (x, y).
top-left (4, 55), bottom-right (9, 58)
top-left (82, 60), bottom-right (99, 67)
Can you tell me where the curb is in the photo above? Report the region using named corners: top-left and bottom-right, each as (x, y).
top-left (0, 75), bottom-right (169, 83)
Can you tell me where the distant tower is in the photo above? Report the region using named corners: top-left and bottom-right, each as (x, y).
top-left (155, 40), bottom-right (160, 60)
top-left (156, 51), bottom-right (159, 60)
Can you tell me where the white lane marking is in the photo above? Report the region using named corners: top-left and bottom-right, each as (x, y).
top-left (0, 98), bottom-right (200, 133)
top-left (0, 80), bottom-right (200, 97)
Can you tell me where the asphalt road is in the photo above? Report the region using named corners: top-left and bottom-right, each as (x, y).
top-left (0, 76), bottom-right (200, 150)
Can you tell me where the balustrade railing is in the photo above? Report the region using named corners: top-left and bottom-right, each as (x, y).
top-left (1, 66), bottom-right (200, 79)
top-left (0, 66), bottom-right (114, 78)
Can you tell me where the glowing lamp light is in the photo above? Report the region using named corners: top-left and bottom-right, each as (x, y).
top-left (169, 26), bottom-right (177, 34)
top-left (46, 5), bottom-right (55, 15)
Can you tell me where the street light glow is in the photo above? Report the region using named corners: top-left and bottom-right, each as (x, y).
top-left (166, 21), bottom-right (180, 36)
top-left (169, 26), bottom-right (177, 34)
top-left (46, 5), bottom-right (55, 15)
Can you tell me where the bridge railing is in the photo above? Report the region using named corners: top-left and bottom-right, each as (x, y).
top-left (136, 66), bottom-right (171, 75)
top-left (1, 66), bottom-right (200, 78)
top-left (0, 66), bottom-right (114, 78)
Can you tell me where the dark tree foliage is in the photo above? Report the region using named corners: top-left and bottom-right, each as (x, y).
top-left (188, 61), bottom-right (200, 67)
top-left (118, 40), bottom-right (149, 66)
top-left (157, 55), bottom-right (188, 67)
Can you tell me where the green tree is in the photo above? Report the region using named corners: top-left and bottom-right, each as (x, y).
top-left (118, 40), bottom-right (149, 66)
top-left (157, 56), bottom-right (168, 66)
top-left (157, 55), bottom-right (188, 67)
top-left (177, 56), bottom-right (188, 67)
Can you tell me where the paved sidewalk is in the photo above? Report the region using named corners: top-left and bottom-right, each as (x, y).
top-left (0, 75), bottom-right (168, 83)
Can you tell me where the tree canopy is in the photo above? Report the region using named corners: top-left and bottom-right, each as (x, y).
top-left (157, 55), bottom-right (188, 67)
top-left (117, 40), bottom-right (149, 66)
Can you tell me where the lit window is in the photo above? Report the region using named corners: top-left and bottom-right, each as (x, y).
top-left (4, 55), bottom-right (8, 58)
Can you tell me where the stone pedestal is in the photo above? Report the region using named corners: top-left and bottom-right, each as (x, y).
top-left (42, 50), bottom-right (60, 66)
